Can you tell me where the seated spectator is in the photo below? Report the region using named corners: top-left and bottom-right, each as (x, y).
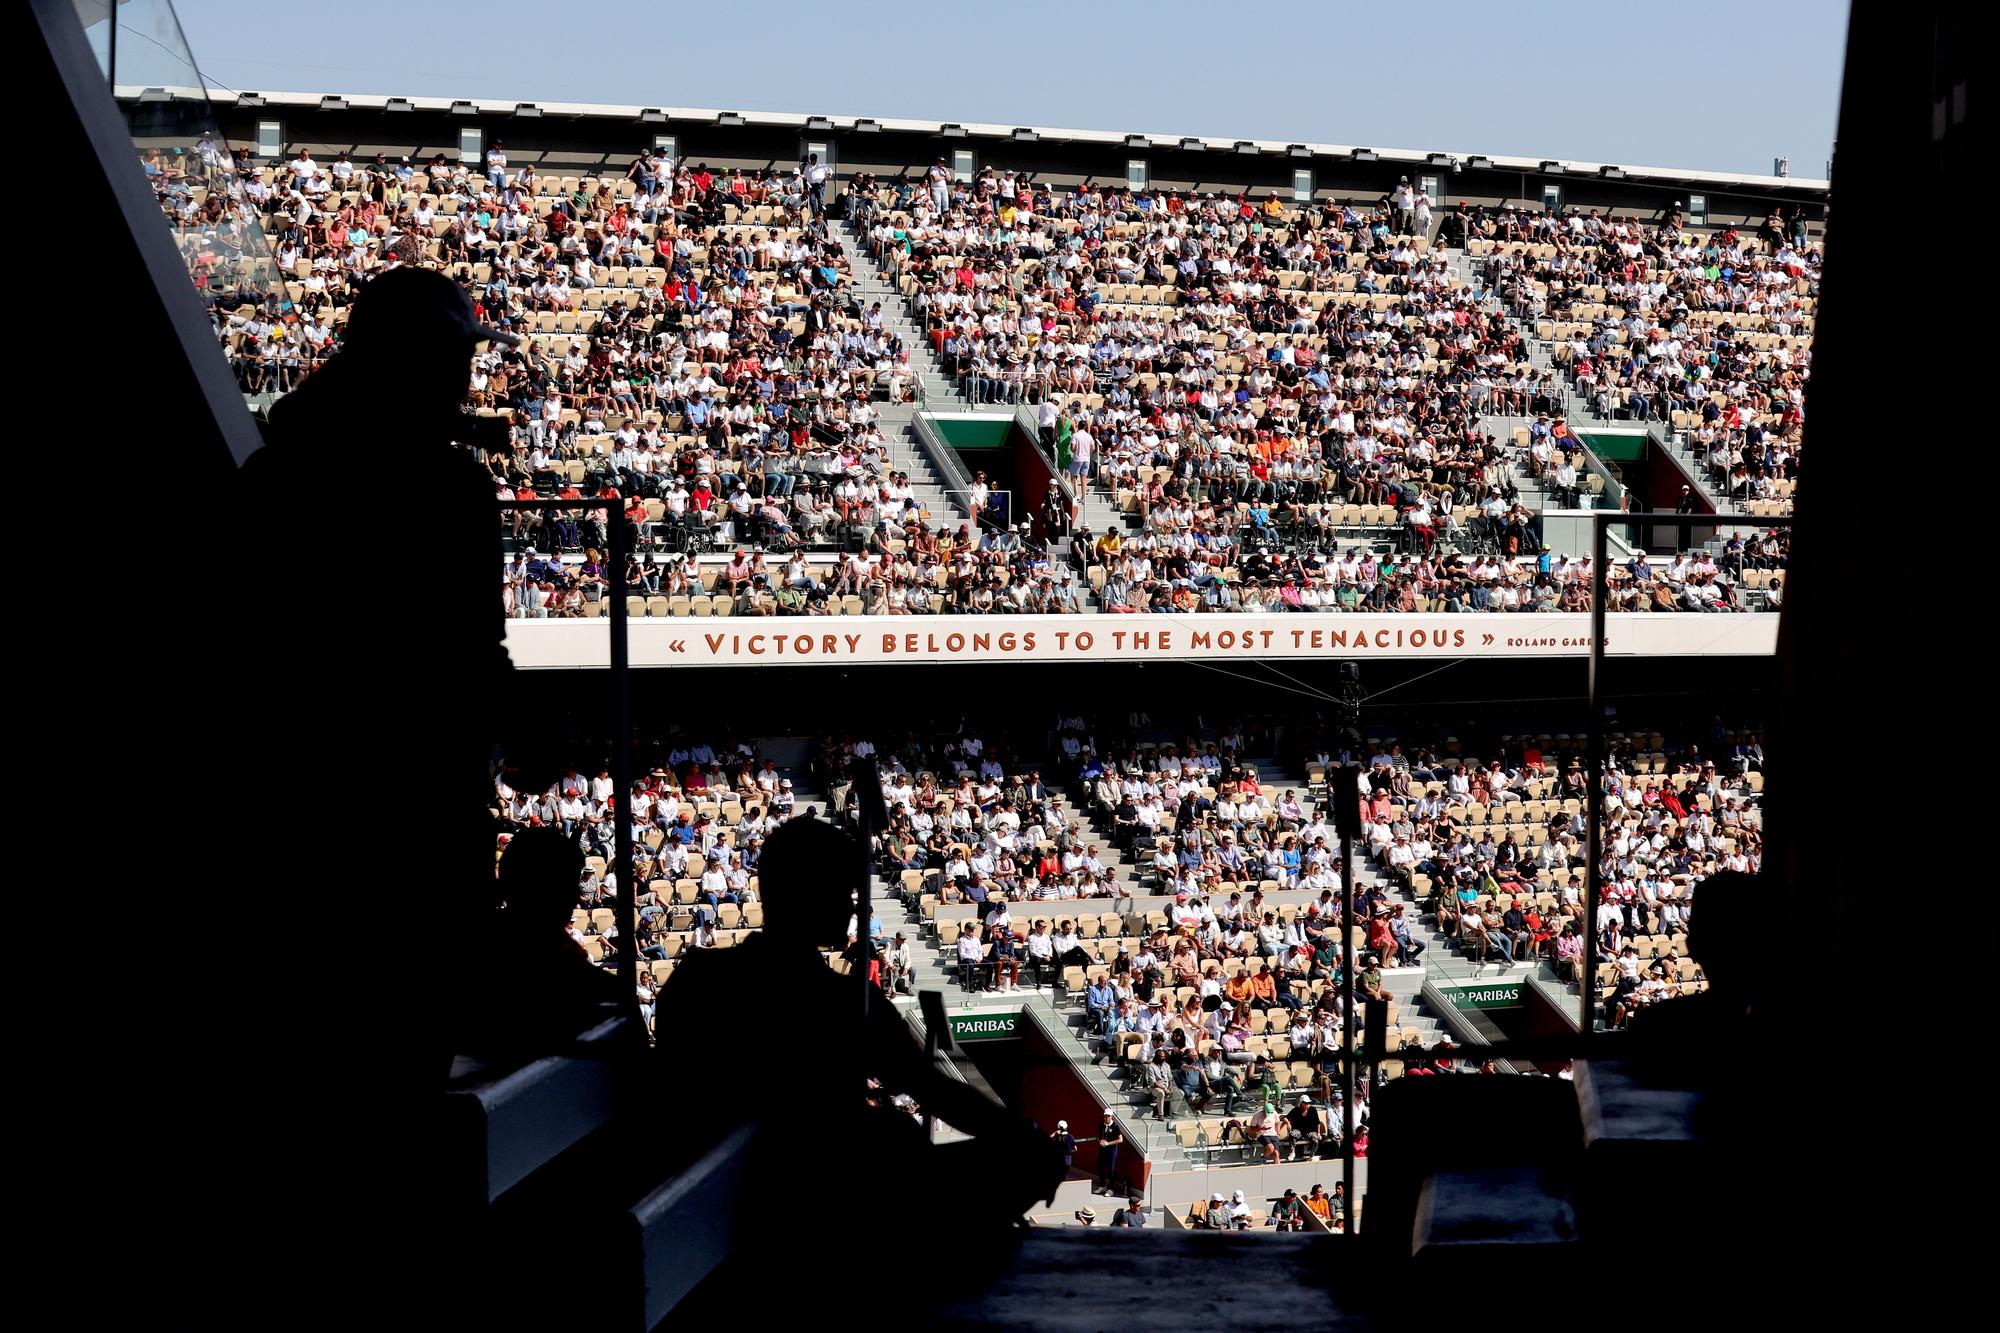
top-left (1285, 1093), bottom-right (1327, 1162)
top-left (654, 816), bottom-right (1065, 1232)
top-left (454, 827), bottom-right (639, 1065)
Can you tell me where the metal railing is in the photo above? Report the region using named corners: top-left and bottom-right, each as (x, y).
top-left (907, 409), bottom-right (976, 507)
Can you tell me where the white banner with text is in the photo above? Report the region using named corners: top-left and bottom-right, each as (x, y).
top-left (505, 612), bottom-right (1777, 669)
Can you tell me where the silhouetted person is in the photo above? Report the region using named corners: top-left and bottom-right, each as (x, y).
top-left (1627, 870), bottom-right (1758, 1068)
top-left (653, 817), bottom-right (1063, 1248)
top-left (454, 828), bottom-right (640, 1067)
top-left (224, 267), bottom-right (523, 1321)
top-left (242, 266), bottom-right (517, 853)
top-left (236, 266), bottom-right (519, 1003)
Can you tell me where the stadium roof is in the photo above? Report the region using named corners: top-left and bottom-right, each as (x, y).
top-left (125, 83), bottom-right (1831, 195)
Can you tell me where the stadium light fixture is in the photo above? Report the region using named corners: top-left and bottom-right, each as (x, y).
top-left (450, 100), bottom-right (479, 116)
top-left (1599, 165), bottom-right (1626, 179)
top-left (319, 95), bottom-right (350, 111)
top-left (236, 92), bottom-right (266, 108)
top-left (1351, 148), bottom-right (1379, 162)
top-left (1233, 141), bottom-right (1259, 155)
top-left (1287, 144), bottom-right (1312, 158)
top-left (1125, 135), bottom-right (1150, 150)
top-left (1540, 160), bottom-right (1567, 174)
top-left (1426, 152), bottom-right (1453, 167)
top-left (1179, 137), bottom-right (1205, 151)
top-left (638, 108), bottom-right (667, 124)
top-left (940, 123), bottom-right (968, 138)
top-left (139, 87), bottom-right (171, 103)
top-left (717, 111), bottom-right (746, 127)
top-left (513, 103), bottom-right (542, 118)
top-left (805, 116), bottom-right (833, 131)
top-left (384, 97), bottom-right (414, 113)
top-left (1013, 128), bottom-right (1038, 142)
top-left (1464, 155), bottom-right (1494, 170)
top-left (853, 119), bottom-right (881, 133)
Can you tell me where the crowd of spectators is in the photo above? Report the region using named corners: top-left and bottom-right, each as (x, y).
top-left (1058, 708), bottom-right (1760, 1031)
top-left (849, 170), bottom-right (1550, 566)
top-left (1326, 715), bottom-right (1761, 1024)
top-left (502, 531), bottom-right (1772, 617)
top-left (1067, 535), bottom-right (1618, 614)
top-left (1469, 202), bottom-right (1811, 508)
top-left (500, 520), bottom-right (1095, 618)
top-left (851, 731), bottom-right (1132, 983)
top-left (147, 133), bottom-right (973, 563)
top-left (150, 129), bottom-right (1798, 618)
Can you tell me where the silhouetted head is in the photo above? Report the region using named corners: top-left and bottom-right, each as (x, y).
top-left (336, 266), bottom-right (516, 423)
top-left (1687, 870), bottom-right (1755, 991)
top-left (496, 827), bottom-right (584, 931)
top-left (758, 817), bottom-right (863, 947)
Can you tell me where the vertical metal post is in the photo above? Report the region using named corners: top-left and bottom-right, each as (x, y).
top-left (105, 7), bottom-right (115, 92)
top-left (1339, 808), bottom-right (1357, 1219)
top-left (918, 989), bottom-right (950, 1143)
top-left (847, 757), bottom-right (884, 1108)
top-left (854, 767), bottom-right (880, 1136)
top-left (1583, 514), bottom-right (1609, 1033)
top-left (856, 803), bottom-right (874, 987)
top-left (921, 1023), bottom-right (939, 1143)
top-left (608, 498), bottom-right (636, 1003)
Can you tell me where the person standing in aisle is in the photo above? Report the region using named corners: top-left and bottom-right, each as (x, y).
top-left (1094, 1111), bottom-right (1126, 1194)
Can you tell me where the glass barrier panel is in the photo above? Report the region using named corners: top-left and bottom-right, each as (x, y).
top-left (81, 0), bottom-right (289, 412)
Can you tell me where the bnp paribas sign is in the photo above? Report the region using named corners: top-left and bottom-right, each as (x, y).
top-left (948, 1012), bottom-right (1021, 1042)
top-left (1439, 981), bottom-right (1525, 1010)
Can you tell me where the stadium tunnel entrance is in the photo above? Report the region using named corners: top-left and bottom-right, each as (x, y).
top-left (952, 1034), bottom-right (1027, 1110)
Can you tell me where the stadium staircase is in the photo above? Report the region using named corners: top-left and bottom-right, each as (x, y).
top-left (1245, 753), bottom-right (1447, 1050)
top-left (832, 213), bottom-right (973, 409)
top-left (1654, 425), bottom-right (1738, 514)
top-left (1024, 755), bottom-right (1462, 1172)
top-left (1440, 246), bottom-right (1739, 519)
top-left (826, 206), bottom-right (1175, 555)
top-left (827, 215), bottom-right (1020, 531)
top-left (874, 400), bottom-right (966, 530)
top-left (1031, 781), bottom-right (1212, 1171)
top-left (1076, 479), bottom-right (1145, 544)
top-left (1437, 246), bottom-right (1589, 514)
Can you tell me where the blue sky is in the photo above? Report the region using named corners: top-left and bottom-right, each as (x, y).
top-left (164, 0), bottom-right (1847, 176)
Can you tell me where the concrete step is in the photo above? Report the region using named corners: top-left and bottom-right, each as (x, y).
top-left (832, 218), bottom-right (979, 412)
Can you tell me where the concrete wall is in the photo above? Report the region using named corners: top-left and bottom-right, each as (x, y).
top-left (1147, 1159), bottom-right (1368, 1215)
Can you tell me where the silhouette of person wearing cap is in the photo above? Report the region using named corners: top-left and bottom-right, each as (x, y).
top-left (240, 266), bottom-right (521, 882)
top-left (653, 817), bottom-right (1063, 1238)
top-left (225, 266), bottom-right (531, 1320)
